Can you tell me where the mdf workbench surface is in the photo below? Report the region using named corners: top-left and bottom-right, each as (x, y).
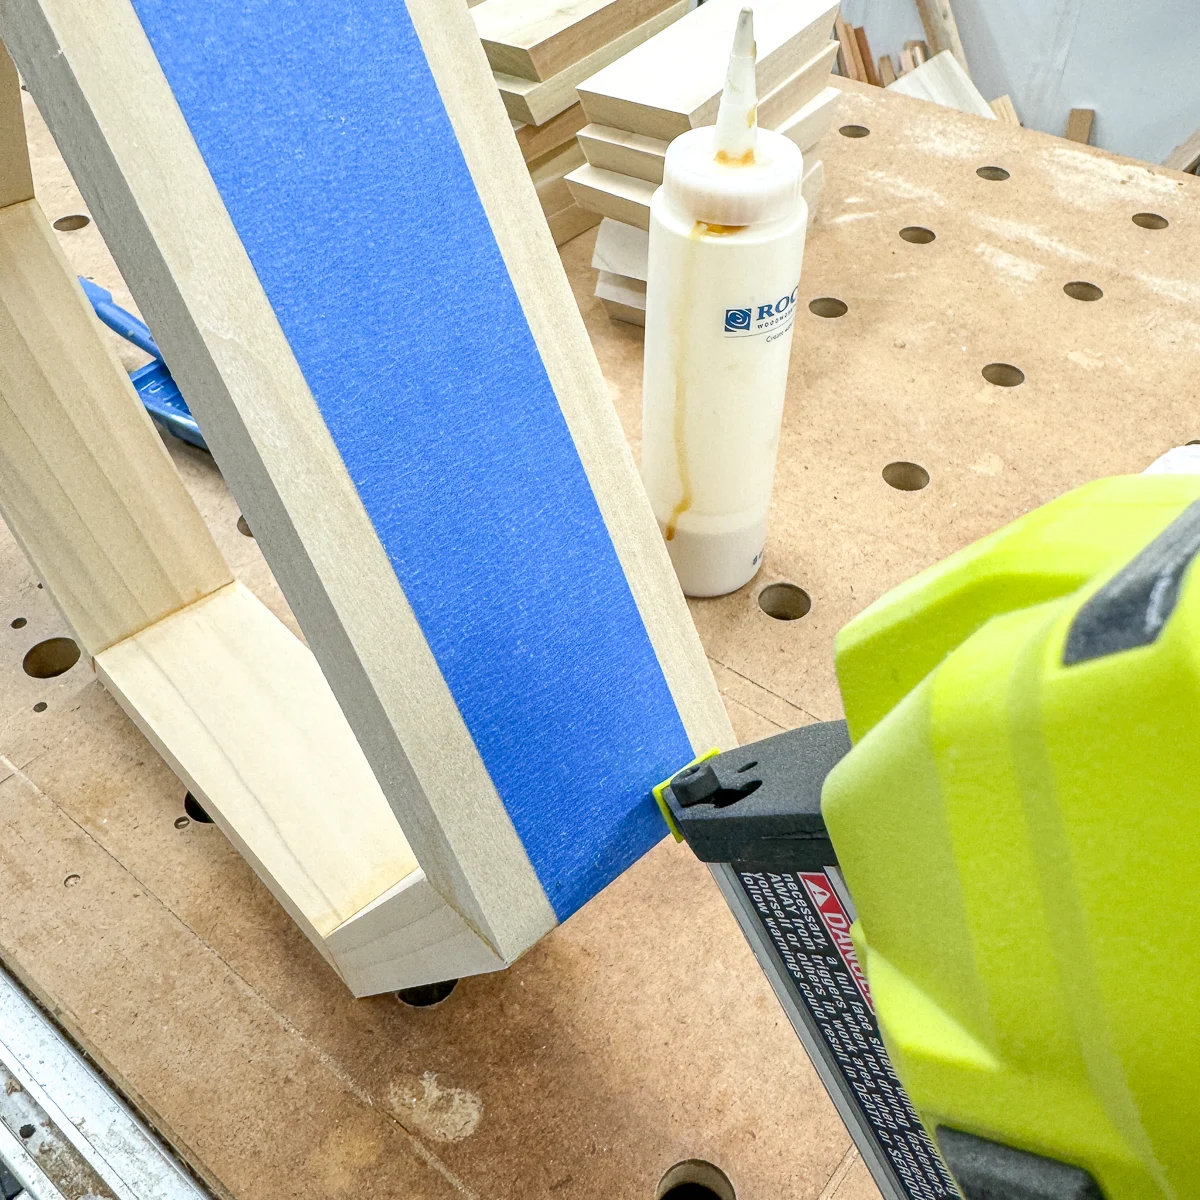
top-left (2, 83), bottom-right (1199, 1200)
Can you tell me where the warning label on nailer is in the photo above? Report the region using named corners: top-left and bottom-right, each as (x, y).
top-left (736, 868), bottom-right (960, 1200)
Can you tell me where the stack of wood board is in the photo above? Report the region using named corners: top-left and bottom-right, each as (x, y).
top-left (518, 111), bottom-right (597, 245)
top-left (565, 0), bottom-right (839, 324)
top-left (472, 0), bottom-right (692, 241)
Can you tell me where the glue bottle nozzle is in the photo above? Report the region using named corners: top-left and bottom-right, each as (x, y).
top-left (714, 7), bottom-right (758, 161)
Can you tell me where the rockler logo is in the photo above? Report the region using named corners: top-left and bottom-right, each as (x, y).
top-left (724, 285), bottom-right (800, 339)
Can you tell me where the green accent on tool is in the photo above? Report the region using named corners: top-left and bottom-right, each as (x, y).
top-left (824, 472), bottom-right (1200, 1200)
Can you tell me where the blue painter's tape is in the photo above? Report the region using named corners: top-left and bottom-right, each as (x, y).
top-left (129, 0), bottom-right (693, 919)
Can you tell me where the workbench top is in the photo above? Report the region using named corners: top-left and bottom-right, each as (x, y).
top-left (2, 81), bottom-right (1197, 1200)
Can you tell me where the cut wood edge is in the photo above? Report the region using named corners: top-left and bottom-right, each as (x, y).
top-left (0, 198), bottom-right (231, 657)
top-left (595, 268), bottom-right (646, 308)
top-left (578, 122), bottom-right (668, 185)
top-left (1066, 106), bottom-right (1094, 146)
top-left (547, 199), bottom-right (601, 244)
top-left (591, 216), bottom-right (648, 279)
top-left (1163, 126), bottom-right (1200, 174)
top-left (530, 137), bottom-right (585, 186)
top-left (758, 41), bottom-right (838, 131)
top-left (598, 295), bottom-right (646, 326)
top-left (988, 93), bottom-right (1020, 126)
top-left (475, 0), bottom-right (680, 84)
top-left (580, 83), bottom-right (840, 187)
top-left (0, 42), bottom-right (33, 209)
top-left (573, 155), bottom-right (822, 236)
top-left (566, 162), bottom-right (655, 230)
top-left (495, 0), bottom-right (688, 126)
top-left (578, 0), bottom-right (838, 141)
top-left (328, 869), bottom-right (506, 996)
top-left (773, 77), bottom-right (841, 151)
top-left (514, 101), bottom-right (588, 162)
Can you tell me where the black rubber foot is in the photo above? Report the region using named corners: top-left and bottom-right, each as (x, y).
top-left (396, 979), bottom-right (459, 1007)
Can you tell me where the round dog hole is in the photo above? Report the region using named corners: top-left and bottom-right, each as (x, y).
top-left (883, 461), bottom-right (930, 491)
top-left (656, 1160), bottom-right (736, 1200)
top-left (758, 583), bottom-right (811, 621)
top-left (809, 297), bottom-right (847, 318)
top-left (22, 637), bottom-right (80, 679)
top-left (982, 362), bottom-right (1025, 387)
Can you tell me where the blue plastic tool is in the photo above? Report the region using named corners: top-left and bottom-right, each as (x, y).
top-left (79, 276), bottom-right (208, 451)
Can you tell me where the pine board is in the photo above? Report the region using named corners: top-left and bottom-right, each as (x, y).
top-left (578, 68), bottom-right (839, 187)
top-left (0, 200), bottom-right (230, 656)
top-left (513, 102), bottom-right (588, 163)
top-left (495, 0), bottom-right (687, 125)
top-left (474, 0), bottom-right (679, 82)
top-left (0, 47), bottom-right (32, 208)
top-left (591, 216), bottom-right (649, 279)
top-left (886, 50), bottom-right (995, 121)
top-left (577, 0), bottom-right (838, 141)
top-left (95, 585), bottom-right (419, 945)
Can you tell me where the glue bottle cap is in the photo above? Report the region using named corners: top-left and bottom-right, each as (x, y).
top-left (661, 8), bottom-right (804, 227)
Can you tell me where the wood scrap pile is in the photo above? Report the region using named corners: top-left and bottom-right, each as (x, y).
top-left (565, 0), bottom-right (842, 326)
top-left (471, 0), bottom-right (691, 244)
top-left (836, 0), bottom-right (1020, 126)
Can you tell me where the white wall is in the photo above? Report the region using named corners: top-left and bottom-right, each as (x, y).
top-left (836, 0), bottom-right (1200, 164)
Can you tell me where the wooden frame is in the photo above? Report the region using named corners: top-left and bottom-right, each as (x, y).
top-left (0, 0), bottom-right (732, 995)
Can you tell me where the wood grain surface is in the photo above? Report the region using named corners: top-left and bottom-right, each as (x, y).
top-left (475, 0), bottom-right (679, 82)
top-left (495, 0), bottom-right (688, 126)
top-left (0, 199), bottom-right (230, 655)
top-left (0, 44), bottom-right (32, 208)
top-left (577, 0), bottom-right (838, 141)
top-left (94, 583), bottom-right (421, 947)
top-left (4, 79), bottom-right (1200, 1200)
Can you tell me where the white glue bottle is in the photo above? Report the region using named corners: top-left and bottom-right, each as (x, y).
top-left (641, 7), bottom-right (807, 597)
